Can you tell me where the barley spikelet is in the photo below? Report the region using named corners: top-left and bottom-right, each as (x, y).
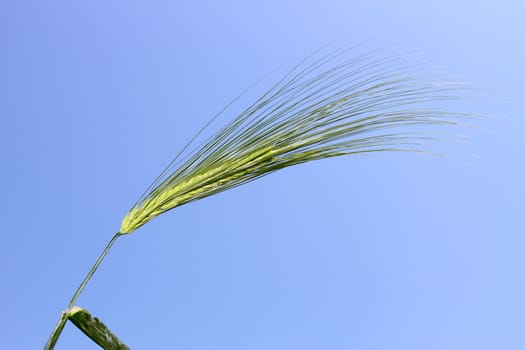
top-left (120, 49), bottom-right (467, 234)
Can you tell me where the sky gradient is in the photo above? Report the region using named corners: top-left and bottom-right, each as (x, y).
top-left (2, 1), bottom-right (524, 349)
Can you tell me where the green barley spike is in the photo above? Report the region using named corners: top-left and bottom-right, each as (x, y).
top-left (120, 49), bottom-right (466, 234)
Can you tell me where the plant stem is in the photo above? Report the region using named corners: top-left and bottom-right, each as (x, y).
top-left (44, 232), bottom-right (122, 350)
top-left (66, 232), bottom-right (122, 309)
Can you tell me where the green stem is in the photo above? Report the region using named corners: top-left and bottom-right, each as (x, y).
top-left (44, 232), bottom-right (122, 350)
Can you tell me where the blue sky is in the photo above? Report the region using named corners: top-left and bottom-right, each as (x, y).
top-left (2, 1), bottom-right (524, 349)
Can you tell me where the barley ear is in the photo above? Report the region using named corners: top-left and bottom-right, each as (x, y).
top-left (120, 49), bottom-right (469, 234)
